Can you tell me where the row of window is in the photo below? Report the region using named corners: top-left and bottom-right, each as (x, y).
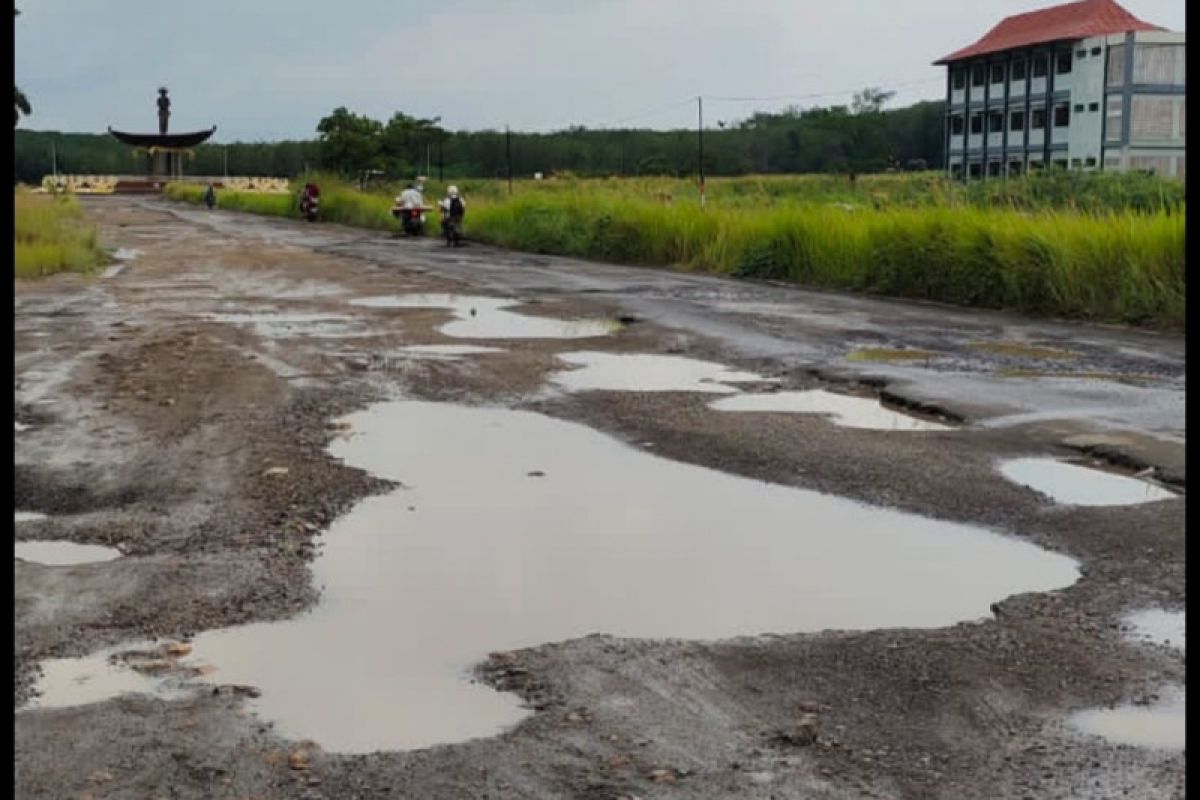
top-left (951, 46), bottom-right (1102, 90)
top-left (951, 156), bottom-right (1098, 178)
top-left (949, 101), bottom-right (1092, 135)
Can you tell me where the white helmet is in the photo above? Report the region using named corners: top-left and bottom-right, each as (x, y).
top-left (447, 185), bottom-right (459, 198)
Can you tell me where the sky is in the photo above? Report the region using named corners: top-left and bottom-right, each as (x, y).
top-left (14, 0), bottom-right (1186, 142)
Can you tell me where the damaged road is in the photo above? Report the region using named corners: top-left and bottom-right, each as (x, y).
top-left (14, 197), bottom-right (1185, 799)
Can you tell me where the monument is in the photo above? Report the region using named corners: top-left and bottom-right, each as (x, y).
top-left (108, 87), bottom-right (217, 182)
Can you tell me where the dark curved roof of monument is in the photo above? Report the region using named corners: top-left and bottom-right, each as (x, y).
top-left (107, 126), bottom-right (217, 148)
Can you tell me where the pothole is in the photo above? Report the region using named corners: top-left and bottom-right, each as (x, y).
top-left (709, 389), bottom-right (952, 431)
top-left (998, 458), bottom-right (1177, 506)
top-left (23, 641), bottom-right (199, 710)
top-left (551, 352), bottom-right (775, 394)
top-left (15, 541), bottom-right (123, 566)
top-left (30, 401), bottom-right (1080, 753)
top-left (348, 294), bottom-right (619, 339)
top-left (1069, 686), bottom-right (1185, 751)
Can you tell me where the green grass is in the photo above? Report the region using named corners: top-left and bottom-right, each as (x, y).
top-left (14, 188), bottom-right (108, 278)
top-left (164, 172), bottom-right (1186, 329)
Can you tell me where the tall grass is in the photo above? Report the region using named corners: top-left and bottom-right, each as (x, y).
top-left (164, 172), bottom-right (1185, 329)
top-left (14, 188), bottom-right (107, 278)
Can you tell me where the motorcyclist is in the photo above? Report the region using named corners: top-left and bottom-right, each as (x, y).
top-left (396, 181), bottom-right (424, 210)
top-left (203, 183), bottom-right (216, 209)
top-left (438, 185), bottom-right (466, 245)
top-left (299, 182), bottom-right (320, 219)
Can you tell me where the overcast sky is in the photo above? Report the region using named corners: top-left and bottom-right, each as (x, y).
top-left (14, 0), bottom-right (1185, 142)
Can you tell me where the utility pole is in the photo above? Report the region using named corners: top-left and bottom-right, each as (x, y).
top-left (438, 136), bottom-right (444, 182)
top-left (223, 145), bottom-right (229, 178)
top-left (426, 142), bottom-right (431, 177)
top-left (51, 141), bottom-right (57, 178)
top-left (506, 125), bottom-right (513, 196)
top-left (697, 96), bottom-right (706, 207)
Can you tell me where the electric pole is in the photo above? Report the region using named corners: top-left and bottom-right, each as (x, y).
top-left (506, 125), bottom-right (513, 196)
top-left (698, 96), bottom-right (706, 207)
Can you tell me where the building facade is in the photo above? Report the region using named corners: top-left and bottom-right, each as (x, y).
top-left (937, 0), bottom-right (1185, 179)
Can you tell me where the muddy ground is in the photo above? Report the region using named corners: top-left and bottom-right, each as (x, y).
top-left (14, 197), bottom-right (1185, 799)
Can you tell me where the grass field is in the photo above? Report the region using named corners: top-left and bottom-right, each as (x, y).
top-left (14, 188), bottom-right (108, 279)
top-left (164, 170), bottom-right (1186, 329)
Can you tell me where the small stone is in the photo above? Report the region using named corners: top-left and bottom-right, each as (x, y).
top-left (263, 467), bottom-right (289, 477)
top-left (288, 750), bottom-right (312, 770)
top-left (160, 397), bottom-right (176, 407)
top-left (527, 470), bottom-right (545, 477)
top-left (608, 755), bottom-right (629, 769)
top-left (647, 768), bottom-right (676, 784)
top-left (164, 642), bottom-right (192, 657)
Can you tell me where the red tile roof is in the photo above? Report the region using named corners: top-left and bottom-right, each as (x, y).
top-left (934, 0), bottom-right (1163, 64)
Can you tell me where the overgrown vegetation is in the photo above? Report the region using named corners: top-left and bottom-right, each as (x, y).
top-left (165, 170), bottom-right (1185, 329)
top-left (14, 188), bottom-right (107, 278)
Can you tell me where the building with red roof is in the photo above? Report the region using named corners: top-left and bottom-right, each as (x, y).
top-left (937, 0), bottom-right (1184, 179)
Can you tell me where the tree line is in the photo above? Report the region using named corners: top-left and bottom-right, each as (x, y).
top-left (14, 89), bottom-right (945, 184)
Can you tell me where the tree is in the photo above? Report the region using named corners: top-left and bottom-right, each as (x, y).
top-left (850, 87), bottom-right (896, 116)
top-left (379, 111), bottom-right (442, 178)
top-left (315, 107), bottom-right (383, 176)
top-left (15, 8), bottom-right (30, 126)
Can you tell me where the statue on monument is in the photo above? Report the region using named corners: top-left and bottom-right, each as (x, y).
top-left (157, 87), bottom-right (170, 135)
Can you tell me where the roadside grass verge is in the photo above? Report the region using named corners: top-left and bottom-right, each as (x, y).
top-left (14, 188), bottom-right (107, 278)
top-left (164, 175), bottom-right (1186, 329)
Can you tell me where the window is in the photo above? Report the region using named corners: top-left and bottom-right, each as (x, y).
top-left (1010, 110), bottom-right (1025, 131)
top-left (1054, 102), bottom-right (1071, 127)
top-left (1107, 44), bottom-right (1126, 86)
top-left (987, 161), bottom-right (1002, 177)
top-left (1030, 160), bottom-right (1045, 171)
top-left (970, 113), bottom-right (983, 134)
top-left (1076, 48), bottom-right (1087, 59)
top-left (1130, 96), bottom-right (1174, 140)
top-left (1106, 101), bottom-right (1124, 141)
top-left (989, 111), bottom-right (1004, 132)
top-left (1071, 158), bottom-right (1082, 168)
top-left (1032, 108), bottom-right (1047, 129)
top-left (951, 115), bottom-right (965, 135)
top-left (1088, 102), bottom-right (1100, 112)
top-left (972, 64), bottom-right (986, 86)
top-left (991, 63), bottom-right (1005, 84)
top-left (968, 162), bottom-right (982, 178)
top-left (1133, 44), bottom-right (1182, 85)
top-left (1032, 56), bottom-right (1048, 77)
top-left (950, 163), bottom-right (964, 178)
top-left (1053, 159), bottom-right (1068, 169)
top-left (1008, 161), bottom-right (1023, 175)
top-left (1091, 46), bottom-right (1101, 56)
top-left (1074, 103), bottom-right (1085, 113)
top-left (1085, 157), bottom-right (1097, 167)
top-left (1057, 51), bottom-right (1073, 74)
top-left (1011, 59), bottom-right (1026, 81)
top-left (952, 69), bottom-right (966, 90)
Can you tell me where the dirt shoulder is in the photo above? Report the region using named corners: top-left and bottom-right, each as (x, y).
top-left (14, 197), bottom-right (1184, 799)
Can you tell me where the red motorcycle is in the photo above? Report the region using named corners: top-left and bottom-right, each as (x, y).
top-left (299, 184), bottom-right (320, 222)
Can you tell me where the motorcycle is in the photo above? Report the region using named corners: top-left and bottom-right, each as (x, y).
top-left (391, 204), bottom-right (429, 236)
top-left (203, 188), bottom-right (216, 209)
top-left (440, 207), bottom-right (464, 247)
top-left (299, 193), bottom-right (319, 222)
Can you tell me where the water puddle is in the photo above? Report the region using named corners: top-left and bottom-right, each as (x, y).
top-left (15, 421), bottom-right (30, 432)
top-left (551, 352), bottom-right (774, 393)
top-left (998, 458), bottom-right (1177, 506)
top-left (1069, 686), bottom-right (1186, 751)
top-left (16, 511), bottom-right (48, 523)
top-left (21, 401), bottom-right (1078, 752)
top-left (15, 541), bottom-right (122, 566)
top-left (24, 642), bottom-right (197, 710)
top-left (1124, 609), bottom-right (1185, 652)
top-left (709, 389), bottom-right (951, 431)
top-left (201, 312), bottom-right (365, 340)
top-left (393, 344), bottom-right (505, 360)
top-left (349, 294), bottom-right (618, 339)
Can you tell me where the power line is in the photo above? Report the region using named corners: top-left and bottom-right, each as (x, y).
top-left (707, 76), bottom-right (943, 105)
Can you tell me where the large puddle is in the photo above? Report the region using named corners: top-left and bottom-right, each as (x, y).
top-left (998, 458), bottom-right (1177, 506)
top-left (349, 294), bottom-right (619, 339)
top-left (28, 402), bottom-right (1079, 753)
top-left (551, 352), bottom-right (773, 393)
top-left (15, 541), bottom-right (122, 566)
top-left (709, 389), bottom-right (951, 431)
